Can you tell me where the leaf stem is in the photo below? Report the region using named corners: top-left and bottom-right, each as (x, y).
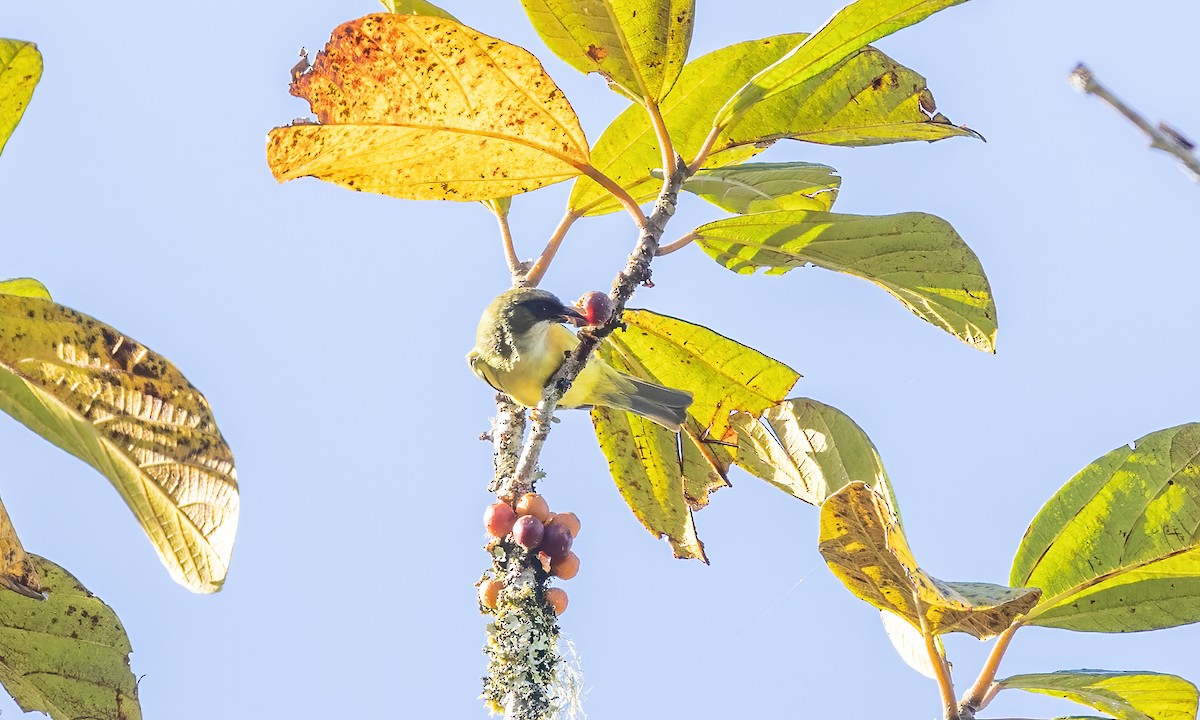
top-left (522, 211), bottom-right (580, 288)
top-left (920, 605), bottom-right (958, 720)
top-left (489, 202), bottom-right (524, 281)
top-left (687, 125), bottom-right (723, 174)
top-left (656, 231), bottom-right (698, 257)
top-left (645, 98), bottom-right (678, 181)
top-left (958, 622), bottom-right (1020, 717)
top-left (1070, 63), bottom-right (1200, 181)
top-left (579, 164), bottom-right (648, 230)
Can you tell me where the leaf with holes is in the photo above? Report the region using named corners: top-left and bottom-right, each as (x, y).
top-left (268, 14), bottom-right (590, 201)
top-left (820, 482), bottom-right (1040, 638)
top-left (521, 0), bottom-right (694, 102)
top-left (570, 33), bottom-right (977, 215)
top-left (0, 294), bottom-right (239, 593)
top-left (0, 555), bottom-right (141, 720)
top-left (1013, 424), bottom-right (1200, 632)
top-left (0, 40), bottom-right (42, 157)
top-left (694, 210), bottom-right (996, 352)
top-left (999, 671), bottom-right (1198, 720)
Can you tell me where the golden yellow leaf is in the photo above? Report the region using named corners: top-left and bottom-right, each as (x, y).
top-left (267, 14), bottom-right (590, 201)
top-left (0, 497), bottom-right (40, 599)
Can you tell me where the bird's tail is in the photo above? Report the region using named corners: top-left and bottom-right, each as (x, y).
top-left (607, 376), bottom-right (693, 431)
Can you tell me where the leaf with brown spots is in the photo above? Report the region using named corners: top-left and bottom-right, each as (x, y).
top-left (267, 14), bottom-right (590, 201)
top-left (820, 482), bottom-right (1040, 639)
top-left (0, 496), bottom-right (42, 600)
top-left (0, 294), bottom-right (239, 594)
top-left (0, 555), bottom-right (141, 720)
top-left (0, 39), bottom-right (42, 157)
top-left (520, 0), bottom-right (694, 102)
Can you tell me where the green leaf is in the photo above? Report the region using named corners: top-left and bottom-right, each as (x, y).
top-left (0, 294), bottom-right (239, 593)
top-left (570, 34), bottom-right (976, 216)
top-left (732, 397), bottom-right (894, 508)
top-left (879, 608), bottom-right (943, 678)
top-left (0, 40), bottom-right (42, 157)
top-left (679, 162), bottom-right (840, 213)
top-left (606, 309), bottom-right (800, 441)
top-left (0, 278), bottom-right (51, 301)
top-left (999, 671), bottom-right (1198, 720)
top-left (591, 405), bottom-right (706, 561)
top-left (520, 0), bottom-right (694, 102)
top-left (379, 0), bottom-right (459, 20)
top-left (695, 210), bottom-right (996, 352)
top-left (715, 0), bottom-right (970, 128)
top-left (0, 555), bottom-right (141, 720)
top-left (820, 482), bottom-right (1040, 638)
top-left (1012, 424), bottom-right (1200, 632)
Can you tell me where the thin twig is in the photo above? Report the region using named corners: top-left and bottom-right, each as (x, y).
top-left (959, 623), bottom-right (1021, 717)
top-left (920, 607), bottom-right (958, 720)
top-left (522, 211), bottom-right (580, 288)
top-left (1070, 63), bottom-right (1200, 181)
top-left (512, 156), bottom-right (688, 487)
top-left (656, 231), bottom-right (698, 257)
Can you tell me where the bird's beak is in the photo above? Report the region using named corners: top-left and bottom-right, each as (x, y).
top-left (558, 305), bottom-right (587, 327)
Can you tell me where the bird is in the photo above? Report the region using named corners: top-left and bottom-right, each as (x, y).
top-left (467, 287), bottom-right (693, 431)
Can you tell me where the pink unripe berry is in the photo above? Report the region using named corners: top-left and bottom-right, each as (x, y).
top-left (484, 502), bottom-right (517, 538)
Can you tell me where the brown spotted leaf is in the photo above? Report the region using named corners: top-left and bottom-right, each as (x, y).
top-left (0, 497), bottom-right (41, 599)
top-left (267, 14), bottom-right (590, 201)
top-left (0, 555), bottom-right (140, 720)
top-left (0, 294), bottom-right (239, 593)
top-left (820, 482), bottom-right (1040, 638)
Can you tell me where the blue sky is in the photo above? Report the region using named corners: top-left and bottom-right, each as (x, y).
top-left (4, 1), bottom-right (1200, 718)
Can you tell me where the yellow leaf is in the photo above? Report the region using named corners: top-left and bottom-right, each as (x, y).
top-left (0, 497), bottom-right (41, 599)
top-left (820, 482), bottom-right (1039, 638)
top-left (0, 39), bottom-right (42, 157)
top-left (0, 295), bottom-right (239, 593)
top-left (267, 14), bottom-right (589, 201)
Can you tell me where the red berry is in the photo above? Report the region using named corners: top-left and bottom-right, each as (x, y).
top-left (484, 502), bottom-right (517, 538)
top-left (551, 552), bottom-right (580, 580)
top-left (515, 493), bottom-right (551, 522)
top-left (512, 515), bottom-right (545, 549)
top-left (540, 523), bottom-right (573, 561)
top-left (545, 587), bottom-right (569, 615)
top-left (576, 291), bottom-right (613, 326)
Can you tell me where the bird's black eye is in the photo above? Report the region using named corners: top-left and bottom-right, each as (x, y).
top-left (525, 299), bottom-right (561, 320)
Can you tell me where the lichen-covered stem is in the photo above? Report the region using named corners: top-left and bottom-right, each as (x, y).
top-left (512, 156), bottom-right (688, 487)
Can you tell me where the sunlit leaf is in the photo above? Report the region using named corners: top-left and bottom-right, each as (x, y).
top-left (820, 482), bottom-right (1040, 638)
top-left (0, 40), bottom-right (42, 157)
top-left (0, 555), bottom-right (140, 720)
top-left (606, 309), bottom-right (799, 441)
top-left (591, 405), bottom-right (706, 561)
top-left (0, 278), bottom-right (51, 301)
top-left (732, 397), bottom-right (897, 511)
top-left (880, 608), bottom-right (942, 679)
top-left (570, 34), bottom-right (976, 216)
top-left (1000, 670), bottom-right (1198, 720)
top-left (521, 0), bottom-right (694, 102)
top-left (680, 162), bottom-right (840, 213)
top-left (715, 0), bottom-right (970, 128)
top-left (695, 210), bottom-right (996, 352)
top-left (0, 295), bottom-right (239, 593)
top-left (268, 14), bottom-right (590, 201)
top-left (379, 0), bottom-right (459, 20)
top-left (680, 414), bottom-right (734, 510)
top-left (1013, 424), bottom-right (1200, 632)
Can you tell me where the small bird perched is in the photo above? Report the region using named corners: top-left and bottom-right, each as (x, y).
top-left (467, 287), bottom-right (693, 431)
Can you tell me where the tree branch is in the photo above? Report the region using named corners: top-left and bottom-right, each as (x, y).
top-left (1070, 63), bottom-right (1200, 181)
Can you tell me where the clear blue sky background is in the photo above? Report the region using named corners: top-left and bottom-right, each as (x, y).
top-left (4, 1), bottom-right (1200, 718)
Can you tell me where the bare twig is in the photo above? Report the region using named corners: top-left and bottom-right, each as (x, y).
top-left (512, 154), bottom-right (687, 488)
top-left (522, 211), bottom-right (580, 288)
top-left (1070, 63), bottom-right (1200, 181)
top-left (958, 623), bottom-right (1021, 718)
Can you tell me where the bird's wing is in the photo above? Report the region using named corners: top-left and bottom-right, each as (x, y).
top-left (467, 351), bottom-right (503, 392)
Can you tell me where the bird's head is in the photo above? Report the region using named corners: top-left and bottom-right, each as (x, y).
top-left (495, 288), bottom-right (586, 336)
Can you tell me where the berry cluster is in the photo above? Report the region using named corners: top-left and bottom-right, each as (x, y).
top-left (480, 493), bottom-right (581, 616)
